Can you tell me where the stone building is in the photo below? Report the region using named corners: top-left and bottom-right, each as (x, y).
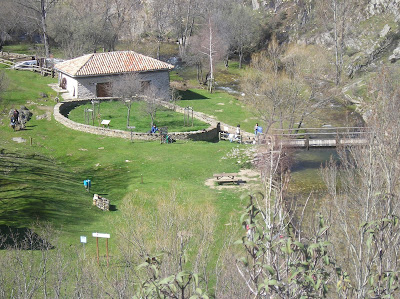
top-left (54, 51), bottom-right (174, 100)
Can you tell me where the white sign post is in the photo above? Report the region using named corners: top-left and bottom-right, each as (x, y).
top-left (80, 236), bottom-right (87, 259)
top-left (92, 232), bottom-right (110, 266)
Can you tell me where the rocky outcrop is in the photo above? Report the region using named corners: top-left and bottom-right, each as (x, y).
top-left (367, 0), bottom-right (400, 19)
top-left (347, 24), bottom-right (397, 78)
top-left (389, 41), bottom-right (400, 61)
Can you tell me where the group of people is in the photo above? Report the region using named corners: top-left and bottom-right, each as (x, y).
top-left (10, 109), bottom-right (22, 131)
top-left (149, 122), bottom-right (262, 143)
top-left (228, 124), bottom-right (241, 142)
top-left (227, 123), bottom-right (262, 143)
top-left (149, 124), bottom-right (175, 143)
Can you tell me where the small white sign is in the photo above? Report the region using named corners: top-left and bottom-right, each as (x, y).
top-left (92, 232), bottom-right (110, 239)
top-left (80, 236), bottom-right (87, 243)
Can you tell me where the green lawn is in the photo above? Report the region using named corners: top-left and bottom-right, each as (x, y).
top-left (177, 89), bottom-right (257, 133)
top-left (1, 65), bottom-right (58, 106)
top-left (67, 100), bottom-right (209, 132)
top-left (0, 66), bottom-right (256, 258)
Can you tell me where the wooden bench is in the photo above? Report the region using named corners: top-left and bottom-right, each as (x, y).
top-left (213, 173), bottom-right (240, 184)
top-left (101, 119), bottom-right (111, 128)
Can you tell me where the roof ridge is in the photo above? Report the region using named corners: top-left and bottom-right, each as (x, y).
top-left (77, 53), bottom-right (95, 75)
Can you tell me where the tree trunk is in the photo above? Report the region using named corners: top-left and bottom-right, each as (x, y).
top-left (40, 0), bottom-right (50, 57)
top-left (208, 17), bottom-right (214, 94)
top-left (127, 106), bottom-right (131, 127)
top-left (239, 47), bottom-right (243, 69)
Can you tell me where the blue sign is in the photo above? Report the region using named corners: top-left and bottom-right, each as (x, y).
top-left (83, 179), bottom-right (91, 187)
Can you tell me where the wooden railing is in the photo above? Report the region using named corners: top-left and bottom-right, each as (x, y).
top-left (0, 58), bottom-right (15, 67)
top-left (0, 55), bottom-right (56, 77)
top-left (271, 127), bottom-right (370, 148)
top-left (30, 65), bottom-right (56, 77)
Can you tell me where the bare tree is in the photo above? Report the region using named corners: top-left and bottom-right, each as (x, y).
top-left (225, 5), bottom-right (261, 69)
top-left (317, 0), bottom-right (350, 85)
top-left (0, 0), bottom-right (22, 51)
top-left (170, 0), bottom-right (201, 57)
top-left (100, 0), bottom-right (138, 52)
top-left (148, 0), bottom-right (173, 60)
top-left (242, 43), bottom-right (333, 134)
top-left (141, 85), bottom-right (169, 128)
top-left (48, 0), bottom-right (97, 58)
top-left (241, 51), bottom-right (301, 134)
top-left (111, 73), bottom-right (142, 128)
top-left (48, 0), bottom-right (141, 58)
top-left (321, 67), bottom-right (400, 298)
top-left (16, 0), bottom-right (59, 57)
top-left (114, 186), bottom-right (215, 298)
top-left (192, 14), bottom-right (228, 93)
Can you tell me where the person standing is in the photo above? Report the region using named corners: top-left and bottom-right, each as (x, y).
top-left (13, 109), bottom-right (19, 123)
top-left (10, 116), bottom-right (16, 131)
top-left (235, 124), bottom-right (241, 142)
top-left (254, 123), bottom-right (259, 136)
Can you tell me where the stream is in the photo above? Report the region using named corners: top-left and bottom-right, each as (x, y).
top-left (287, 99), bottom-right (363, 219)
top-left (214, 80), bottom-right (363, 213)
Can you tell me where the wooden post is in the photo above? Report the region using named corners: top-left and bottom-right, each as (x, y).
top-left (96, 237), bottom-right (99, 265)
top-left (30, 137), bottom-right (32, 146)
top-left (106, 238), bottom-right (109, 266)
top-left (92, 103), bottom-right (95, 126)
top-left (305, 135), bottom-right (309, 150)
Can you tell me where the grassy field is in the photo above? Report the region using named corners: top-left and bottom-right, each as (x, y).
top-left (68, 100), bottom-right (210, 132)
top-left (0, 66), bottom-right (257, 261)
top-left (176, 88), bottom-right (257, 133)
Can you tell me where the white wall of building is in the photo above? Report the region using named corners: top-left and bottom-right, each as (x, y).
top-left (58, 71), bottom-right (171, 100)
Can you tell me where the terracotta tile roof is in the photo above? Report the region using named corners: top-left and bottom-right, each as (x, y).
top-left (54, 51), bottom-right (174, 77)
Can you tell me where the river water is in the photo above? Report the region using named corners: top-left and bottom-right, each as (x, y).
top-left (286, 98), bottom-right (363, 220)
top-left (212, 75), bottom-right (363, 206)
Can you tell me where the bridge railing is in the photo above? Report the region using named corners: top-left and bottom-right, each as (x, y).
top-left (270, 127), bottom-right (371, 148)
top-left (271, 127), bottom-right (370, 138)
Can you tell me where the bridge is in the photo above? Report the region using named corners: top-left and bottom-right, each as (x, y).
top-left (269, 127), bottom-right (370, 149)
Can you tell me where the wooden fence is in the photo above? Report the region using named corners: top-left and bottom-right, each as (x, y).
top-left (0, 55), bottom-right (56, 77)
top-left (0, 58), bottom-right (15, 67)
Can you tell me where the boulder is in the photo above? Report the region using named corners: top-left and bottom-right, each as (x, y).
top-left (389, 42), bottom-right (400, 62)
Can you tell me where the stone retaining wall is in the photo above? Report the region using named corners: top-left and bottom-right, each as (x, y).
top-left (54, 98), bottom-right (222, 141)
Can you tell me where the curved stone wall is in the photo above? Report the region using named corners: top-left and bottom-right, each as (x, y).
top-left (53, 98), bottom-right (221, 141)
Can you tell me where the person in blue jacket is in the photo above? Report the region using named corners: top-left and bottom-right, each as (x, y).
top-left (151, 124), bottom-right (159, 133)
top-left (254, 123), bottom-right (259, 136)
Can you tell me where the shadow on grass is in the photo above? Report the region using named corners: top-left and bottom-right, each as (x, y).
top-left (179, 90), bottom-right (209, 100)
top-left (0, 225), bottom-right (54, 250)
top-left (0, 151), bottom-right (98, 229)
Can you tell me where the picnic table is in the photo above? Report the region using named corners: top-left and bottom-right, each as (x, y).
top-left (213, 173), bottom-right (240, 184)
